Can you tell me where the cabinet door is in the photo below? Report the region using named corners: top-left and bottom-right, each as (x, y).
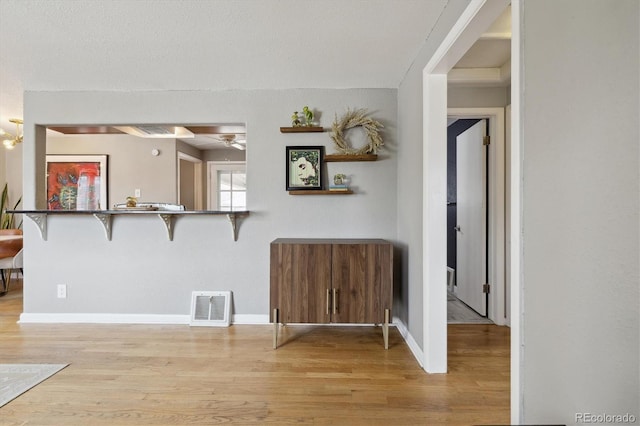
top-left (270, 242), bottom-right (332, 324)
top-left (331, 243), bottom-right (393, 323)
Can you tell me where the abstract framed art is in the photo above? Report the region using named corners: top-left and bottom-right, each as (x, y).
top-left (46, 155), bottom-right (108, 210)
top-left (285, 146), bottom-right (323, 191)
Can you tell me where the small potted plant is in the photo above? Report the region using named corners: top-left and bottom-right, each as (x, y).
top-left (302, 106), bottom-right (314, 127)
top-left (333, 174), bottom-right (347, 185)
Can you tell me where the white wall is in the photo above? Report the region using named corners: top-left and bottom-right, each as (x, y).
top-left (21, 89), bottom-right (398, 320)
top-left (521, 0), bottom-right (639, 422)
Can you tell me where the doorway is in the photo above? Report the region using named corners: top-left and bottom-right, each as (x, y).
top-left (177, 152), bottom-right (203, 210)
top-left (447, 108), bottom-right (505, 325)
top-left (447, 118), bottom-right (492, 322)
top-left (421, 0), bottom-right (519, 420)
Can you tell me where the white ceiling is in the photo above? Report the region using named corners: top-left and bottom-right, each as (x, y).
top-left (0, 1), bottom-right (511, 147)
top-left (0, 0), bottom-right (450, 128)
top-left (449, 5), bottom-right (511, 86)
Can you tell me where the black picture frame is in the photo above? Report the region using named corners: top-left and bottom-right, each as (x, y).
top-left (285, 146), bottom-right (324, 191)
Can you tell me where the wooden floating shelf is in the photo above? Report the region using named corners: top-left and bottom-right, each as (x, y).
top-left (280, 126), bottom-right (325, 133)
top-left (289, 190), bottom-right (354, 195)
top-left (324, 154), bottom-right (378, 162)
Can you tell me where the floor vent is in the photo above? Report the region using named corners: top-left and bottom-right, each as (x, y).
top-left (190, 291), bottom-right (231, 327)
top-left (447, 267), bottom-right (455, 292)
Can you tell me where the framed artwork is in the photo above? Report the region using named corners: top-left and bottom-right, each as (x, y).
top-left (286, 146), bottom-right (323, 190)
top-left (46, 155), bottom-right (108, 210)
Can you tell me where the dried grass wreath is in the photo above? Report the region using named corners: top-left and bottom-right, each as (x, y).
top-left (330, 108), bottom-right (384, 155)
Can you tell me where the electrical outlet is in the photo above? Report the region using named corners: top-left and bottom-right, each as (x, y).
top-left (57, 284), bottom-right (67, 299)
top-left (134, 189), bottom-right (141, 198)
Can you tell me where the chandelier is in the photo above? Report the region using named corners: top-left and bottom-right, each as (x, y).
top-left (1, 119), bottom-right (23, 150)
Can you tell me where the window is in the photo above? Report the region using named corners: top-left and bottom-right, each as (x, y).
top-left (208, 162), bottom-right (246, 211)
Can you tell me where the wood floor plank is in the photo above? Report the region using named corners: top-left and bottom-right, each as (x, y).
top-left (0, 280), bottom-right (510, 425)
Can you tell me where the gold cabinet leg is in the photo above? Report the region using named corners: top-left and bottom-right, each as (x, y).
top-left (383, 308), bottom-right (390, 350)
top-left (273, 308), bottom-right (279, 349)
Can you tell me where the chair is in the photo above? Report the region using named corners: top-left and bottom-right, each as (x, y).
top-left (0, 229), bottom-right (23, 296)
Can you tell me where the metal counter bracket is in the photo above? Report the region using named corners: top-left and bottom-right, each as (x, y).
top-left (93, 213), bottom-right (113, 241)
top-left (15, 210), bottom-right (249, 242)
top-left (25, 213), bottom-right (48, 241)
top-left (158, 214), bottom-right (175, 241)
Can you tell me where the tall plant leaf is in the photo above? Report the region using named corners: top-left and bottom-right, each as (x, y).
top-left (0, 183), bottom-right (22, 229)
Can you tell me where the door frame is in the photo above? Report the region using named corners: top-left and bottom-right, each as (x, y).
top-left (422, 0), bottom-right (521, 422)
top-left (207, 161), bottom-right (247, 210)
top-left (449, 108), bottom-right (505, 325)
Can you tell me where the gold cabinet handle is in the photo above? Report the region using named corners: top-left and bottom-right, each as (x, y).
top-left (332, 289), bottom-right (338, 315)
top-left (326, 288), bottom-right (331, 315)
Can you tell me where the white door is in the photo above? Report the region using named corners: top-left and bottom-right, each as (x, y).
top-left (455, 119), bottom-right (487, 316)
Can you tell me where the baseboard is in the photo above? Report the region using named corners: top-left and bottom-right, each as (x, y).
top-left (18, 313), bottom-right (271, 325)
top-left (231, 314), bottom-right (270, 324)
top-left (19, 313), bottom-right (191, 324)
top-left (393, 316), bottom-right (424, 368)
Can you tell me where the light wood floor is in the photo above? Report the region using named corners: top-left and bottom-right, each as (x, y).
top-left (0, 279), bottom-right (510, 425)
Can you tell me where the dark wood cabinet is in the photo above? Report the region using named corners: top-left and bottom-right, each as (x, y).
top-left (270, 238), bottom-right (393, 348)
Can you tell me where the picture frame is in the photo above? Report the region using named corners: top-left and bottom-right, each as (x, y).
top-left (46, 155), bottom-right (108, 210)
top-left (286, 146), bottom-right (323, 191)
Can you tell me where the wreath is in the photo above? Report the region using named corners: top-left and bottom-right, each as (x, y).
top-left (330, 108), bottom-right (384, 155)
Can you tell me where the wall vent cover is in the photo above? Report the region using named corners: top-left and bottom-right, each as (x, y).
top-left (447, 267), bottom-right (455, 293)
top-left (190, 291), bottom-right (231, 327)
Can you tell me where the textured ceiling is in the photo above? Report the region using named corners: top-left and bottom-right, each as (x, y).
top-left (0, 0), bottom-right (454, 130)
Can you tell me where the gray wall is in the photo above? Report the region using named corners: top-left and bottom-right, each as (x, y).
top-left (176, 140), bottom-right (203, 160)
top-left (448, 86), bottom-right (509, 108)
top-left (179, 159), bottom-right (195, 210)
top-left (47, 134), bottom-right (177, 206)
top-left (397, 0), bottom-right (472, 349)
top-left (0, 144), bottom-right (5, 185)
top-left (521, 0), bottom-right (639, 422)
top-left (203, 149), bottom-right (246, 162)
top-left (21, 89), bottom-right (398, 319)
top-left (3, 144), bottom-right (22, 213)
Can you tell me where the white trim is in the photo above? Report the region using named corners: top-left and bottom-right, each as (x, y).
top-left (207, 161), bottom-right (247, 210)
top-left (18, 313), bottom-right (271, 325)
top-left (447, 67), bottom-right (503, 85)
top-left (479, 32), bottom-right (511, 40)
top-left (19, 313), bottom-right (191, 324)
top-left (393, 317), bottom-right (424, 368)
top-left (177, 152), bottom-right (201, 163)
top-left (448, 107), bottom-right (506, 326)
top-left (17, 313), bottom-right (408, 328)
top-left (510, 0), bottom-right (523, 422)
top-left (231, 314), bottom-right (270, 324)
top-left (426, 0), bottom-right (510, 74)
top-left (423, 73), bottom-right (449, 373)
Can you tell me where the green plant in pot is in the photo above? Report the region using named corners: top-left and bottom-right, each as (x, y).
top-left (1, 183), bottom-right (22, 230)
